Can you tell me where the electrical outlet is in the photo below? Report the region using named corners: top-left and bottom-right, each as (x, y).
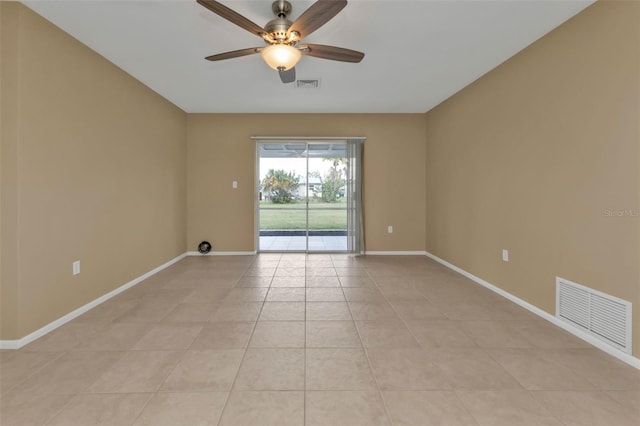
top-left (73, 261), bottom-right (81, 275)
top-left (502, 249), bottom-right (509, 262)
top-left (232, 181), bottom-right (238, 189)
top-left (388, 225), bottom-right (393, 234)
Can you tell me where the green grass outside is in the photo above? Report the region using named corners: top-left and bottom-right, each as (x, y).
top-left (259, 201), bottom-right (347, 230)
top-left (260, 200), bottom-right (347, 209)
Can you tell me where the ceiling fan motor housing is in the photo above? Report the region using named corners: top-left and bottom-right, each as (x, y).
top-left (264, 1), bottom-right (297, 44)
top-left (265, 18), bottom-right (294, 42)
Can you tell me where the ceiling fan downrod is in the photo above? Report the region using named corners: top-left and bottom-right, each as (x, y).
top-left (272, 0), bottom-right (292, 18)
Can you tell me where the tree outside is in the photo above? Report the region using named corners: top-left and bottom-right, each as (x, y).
top-left (261, 169), bottom-right (301, 204)
top-left (311, 158), bottom-right (346, 203)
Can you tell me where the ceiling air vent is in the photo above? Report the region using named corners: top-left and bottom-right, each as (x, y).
top-left (296, 79), bottom-right (320, 89)
top-left (556, 277), bottom-right (632, 354)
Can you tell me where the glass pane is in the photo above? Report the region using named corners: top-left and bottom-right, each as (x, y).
top-left (259, 143), bottom-right (307, 205)
top-left (259, 209), bottom-right (307, 251)
top-left (259, 143), bottom-right (307, 251)
top-left (308, 143), bottom-right (347, 208)
top-left (260, 209), bottom-right (306, 230)
top-left (308, 209), bottom-right (347, 252)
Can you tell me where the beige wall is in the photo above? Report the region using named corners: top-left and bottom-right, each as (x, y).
top-left (187, 114), bottom-right (426, 253)
top-left (425, 1), bottom-right (639, 355)
top-left (0, 3), bottom-right (187, 340)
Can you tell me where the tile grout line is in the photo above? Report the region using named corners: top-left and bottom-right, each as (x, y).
top-left (119, 390), bottom-right (157, 426)
top-left (2, 350), bottom-right (66, 396)
top-left (38, 351), bottom-right (91, 425)
top-left (212, 256), bottom-right (270, 426)
top-left (303, 259), bottom-right (307, 426)
top-left (341, 267), bottom-right (397, 426)
top-left (225, 253), bottom-right (307, 421)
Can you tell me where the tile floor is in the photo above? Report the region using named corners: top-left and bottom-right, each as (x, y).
top-left (1, 254), bottom-right (639, 426)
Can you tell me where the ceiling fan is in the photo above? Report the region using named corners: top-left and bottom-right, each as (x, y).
top-left (197, 0), bottom-right (365, 83)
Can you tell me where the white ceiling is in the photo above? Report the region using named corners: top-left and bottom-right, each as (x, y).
top-left (24, 0), bottom-right (594, 113)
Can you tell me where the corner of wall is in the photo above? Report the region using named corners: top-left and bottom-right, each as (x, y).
top-left (424, 111), bottom-right (430, 254)
top-left (1, 1), bottom-right (21, 340)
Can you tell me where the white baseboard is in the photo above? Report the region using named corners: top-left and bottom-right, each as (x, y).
top-left (424, 251), bottom-right (640, 370)
top-left (0, 253), bottom-right (187, 350)
top-left (186, 251), bottom-right (257, 256)
top-left (365, 251), bottom-right (428, 256)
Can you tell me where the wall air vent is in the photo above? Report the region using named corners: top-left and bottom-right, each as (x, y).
top-left (556, 277), bottom-right (632, 354)
top-left (296, 79), bottom-right (320, 89)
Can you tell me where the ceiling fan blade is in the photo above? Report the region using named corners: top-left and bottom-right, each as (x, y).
top-left (279, 67), bottom-right (296, 84)
top-left (205, 47), bottom-right (262, 61)
top-left (300, 44), bottom-right (364, 63)
top-left (288, 0), bottom-right (347, 39)
top-left (197, 0), bottom-right (265, 37)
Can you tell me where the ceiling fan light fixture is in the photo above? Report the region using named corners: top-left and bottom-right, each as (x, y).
top-left (261, 44), bottom-right (301, 71)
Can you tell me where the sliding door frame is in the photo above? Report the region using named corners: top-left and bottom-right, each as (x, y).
top-left (253, 136), bottom-right (365, 254)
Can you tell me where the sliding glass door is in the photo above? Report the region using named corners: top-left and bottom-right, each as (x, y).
top-left (256, 139), bottom-right (362, 253)
top-left (306, 144), bottom-right (348, 252)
